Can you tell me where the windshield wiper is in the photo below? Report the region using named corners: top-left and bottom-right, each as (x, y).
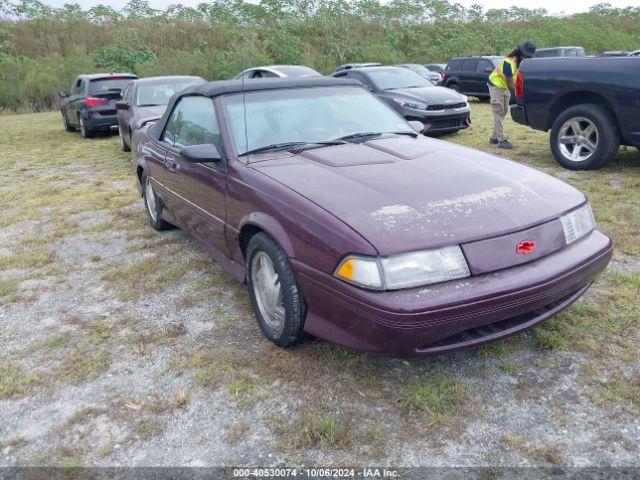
top-left (241, 140), bottom-right (346, 156)
top-left (137, 103), bottom-right (163, 107)
top-left (335, 131), bottom-right (417, 142)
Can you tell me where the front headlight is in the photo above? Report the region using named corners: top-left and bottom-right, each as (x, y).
top-left (392, 98), bottom-right (427, 110)
top-left (560, 203), bottom-right (595, 245)
top-left (334, 256), bottom-right (383, 290)
top-left (334, 245), bottom-right (470, 291)
top-left (380, 246), bottom-right (470, 290)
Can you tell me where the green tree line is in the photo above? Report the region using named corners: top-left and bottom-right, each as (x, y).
top-left (0, 0), bottom-right (638, 111)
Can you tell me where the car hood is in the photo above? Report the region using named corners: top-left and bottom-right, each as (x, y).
top-left (251, 136), bottom-right (585, 255)
top-left (381, 86), bottom-right (466, 105)
top-left (133, 105), bottom-right (166, 128)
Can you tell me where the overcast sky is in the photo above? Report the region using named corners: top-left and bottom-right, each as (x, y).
top-left (41, 0), bottom-right (638, 16)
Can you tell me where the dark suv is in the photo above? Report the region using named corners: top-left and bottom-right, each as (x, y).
top-left (59, 73), bottom-right (138, 138)
top-left (444, 56), bottom-right (503, 99)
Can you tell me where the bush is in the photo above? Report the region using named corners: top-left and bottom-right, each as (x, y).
top-left (0, 0), bottom-right (639, 111)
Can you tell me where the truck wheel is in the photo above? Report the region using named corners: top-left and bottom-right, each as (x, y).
top-left (550, 104), bottom-right (620, 170)
top-left (246, 232), bottom-right (307, 348)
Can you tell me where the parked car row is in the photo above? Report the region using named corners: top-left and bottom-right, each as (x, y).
top-left (60, 62), bottom-right (471, 146)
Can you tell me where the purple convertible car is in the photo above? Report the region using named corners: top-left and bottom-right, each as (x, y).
top-left (133, 77), bottom-right (612, 356)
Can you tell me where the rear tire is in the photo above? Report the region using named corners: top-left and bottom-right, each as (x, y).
top-left (141, 173), bottom-right (171, 231)
top-left (246, 232), bottom-right (307, 348)
top-left (79, 116), bottom-right (95, 139)
top-left (119, 126), bottom-right (131, 152)
top-left (550, 104), bottom-right (620, 170)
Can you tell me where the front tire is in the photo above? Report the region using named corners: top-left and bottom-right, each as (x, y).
top-left (246, 232), bottom-right (307, 347)
top-left (550, 104), bottom-right (620, 170)
top-left (141, 173), bottom-right (171, 231)
top-left (119, 126), bottom-right (131, 152)
top-left (79, 116), bottom-right (95, 139)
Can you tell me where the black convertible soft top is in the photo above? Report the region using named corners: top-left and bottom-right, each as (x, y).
top-left (181, 76), bottom-right (358, 98)
top-left (148, 77), bottom-right (360, 141)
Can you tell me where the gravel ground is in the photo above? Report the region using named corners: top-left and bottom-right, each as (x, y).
top-left (0, 109), bottom-right (639, 468)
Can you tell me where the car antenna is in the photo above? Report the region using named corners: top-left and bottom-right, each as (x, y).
top-left (242, 53), bottom-right (249, 162)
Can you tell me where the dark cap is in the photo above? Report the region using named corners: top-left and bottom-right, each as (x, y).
top-left (519, 41), bottom-right (537, 58)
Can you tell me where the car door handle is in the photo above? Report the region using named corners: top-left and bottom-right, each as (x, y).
top-left (167, 159), bottom-right (181, 172)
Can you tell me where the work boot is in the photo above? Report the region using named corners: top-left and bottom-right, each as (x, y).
top-left (489, 137), bottom-right (498, 145)
top-left (498, 139), bottom-right (513, 149)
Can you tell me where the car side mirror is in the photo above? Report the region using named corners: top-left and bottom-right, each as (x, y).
top-left (116, 101), bottom-right (129, 111)
top-left (408, 120), bottom-right (425, 133)
top-left (180, 144), bottom-right (222, 163)
top-left (58, 90), bottom-right (69, 98)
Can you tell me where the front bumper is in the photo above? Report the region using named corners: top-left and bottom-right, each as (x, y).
top-left (510, 104), bottom-right (528, 127)
top-left (295, 230), bottom-right (612, 356)
top-left (401, 108), bottom-right (471, 134)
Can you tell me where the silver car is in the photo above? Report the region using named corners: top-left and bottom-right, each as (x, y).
top-left (235, 65), bottom-right (322, 80)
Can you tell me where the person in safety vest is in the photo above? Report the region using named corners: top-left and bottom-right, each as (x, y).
top-left (488, 41), bottom-right (536, 149)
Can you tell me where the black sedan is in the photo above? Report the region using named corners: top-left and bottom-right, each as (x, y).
top-left (116, 76), bottom-right (205, 152)
top-left (332, 66), bottom-right (470, 135)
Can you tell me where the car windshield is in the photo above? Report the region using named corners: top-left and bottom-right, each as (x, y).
top-left (88, 78), bottom-right (135, 95)
top-left (223, 86), bottom-right (413, 157)
top-left (137, 79), bottom-right (201, 106)
top-left (366, 68), bottom-right (432, 90)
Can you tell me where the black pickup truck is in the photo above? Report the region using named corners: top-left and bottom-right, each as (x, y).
top-left (510, 57), bottom-right (640, 169)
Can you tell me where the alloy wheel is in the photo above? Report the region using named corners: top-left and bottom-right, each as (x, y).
top-left (558, 117), bottom-right (598, 163)
top-left (251, 251), bottom-right (285, 331)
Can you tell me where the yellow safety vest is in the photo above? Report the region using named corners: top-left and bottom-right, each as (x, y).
top-left (489, 57), bottom-right (518, 90)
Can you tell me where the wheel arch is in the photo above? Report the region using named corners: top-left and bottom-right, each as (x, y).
top-left (545, 91), bottom-right (618, 131)
top-left (238, 213), bottom-right (296, 261)
top-left (446, 79), bottom-right (460, 89)
top-left (135, 160), bottom-right (149, 197)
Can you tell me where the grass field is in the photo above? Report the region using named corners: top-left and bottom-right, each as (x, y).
top-left (0, 105), bottom-right (639, 466)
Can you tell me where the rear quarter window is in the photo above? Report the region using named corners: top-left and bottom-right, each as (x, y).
top-left (461, 59), bottom-right (478, 71)
top-left (88, 78), bottom-right (136, 95)
top-left (446, 59), bottom-right (463, 71)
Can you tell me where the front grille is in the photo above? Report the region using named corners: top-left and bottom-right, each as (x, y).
top-left (427, 102), bottom-right (467, 111)
top-left (429, 117), bottom-right (466, 130)
top-left (415, 286), bottom-right (585, 353)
